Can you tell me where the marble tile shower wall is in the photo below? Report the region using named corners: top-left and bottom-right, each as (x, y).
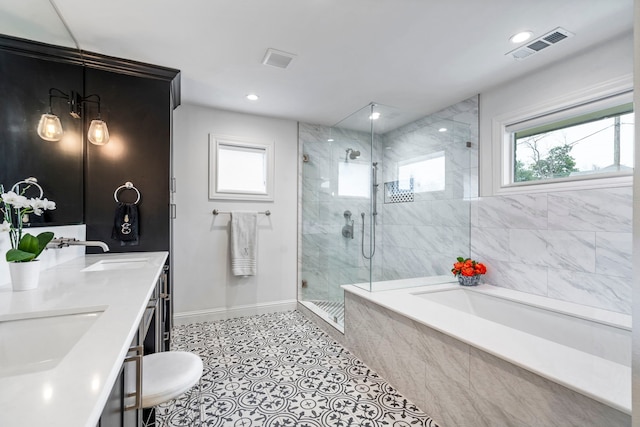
top-left (299, 96), bottom-right (480, 300)
top-left (377, 97), bottom-right (479, 280)
top-left (470, 187), bottom-right (633, 314)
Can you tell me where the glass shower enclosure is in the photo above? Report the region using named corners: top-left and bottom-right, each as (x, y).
top-left (299, 97), bottom-right (478, 330)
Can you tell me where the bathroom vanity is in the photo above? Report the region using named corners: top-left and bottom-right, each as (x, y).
top-left (0, 251), bottom-right (169, 427)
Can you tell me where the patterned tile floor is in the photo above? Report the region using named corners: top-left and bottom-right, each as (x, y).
top-left (158, 310), bottom-right (439, 427)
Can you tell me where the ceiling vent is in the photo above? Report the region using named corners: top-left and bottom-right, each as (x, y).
top-left (506, 27), bottom-right (574, 60)
top-left (262, 48), bottom-right (296, 69)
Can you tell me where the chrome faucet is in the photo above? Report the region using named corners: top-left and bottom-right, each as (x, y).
top-left (47, 237), bottom-right (110, 252)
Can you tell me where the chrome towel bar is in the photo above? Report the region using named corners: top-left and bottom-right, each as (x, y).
top-left (212, 209), bottom-right (271, 216)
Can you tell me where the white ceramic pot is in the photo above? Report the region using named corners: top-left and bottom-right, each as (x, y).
top-left (8, 261), bottom-right (41, 291)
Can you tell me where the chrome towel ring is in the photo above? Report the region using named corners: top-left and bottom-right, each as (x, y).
top-left (11, 177), bottom-right (44, 198)
top-left (114, 181), bottom-right (141, 204)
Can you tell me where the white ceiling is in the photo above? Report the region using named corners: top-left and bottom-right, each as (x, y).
top-left (0, 0), bottom-right (634, 126)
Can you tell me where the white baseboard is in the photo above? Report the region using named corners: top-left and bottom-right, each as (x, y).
top-left (173, 299), bottom-right (298, 326)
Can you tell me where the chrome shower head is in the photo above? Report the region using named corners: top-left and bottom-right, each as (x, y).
top-left (345, 148), bottom-right (361, 161)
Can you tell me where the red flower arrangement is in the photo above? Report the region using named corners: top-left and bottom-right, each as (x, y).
top-left (451, 257), bottom-right (487, 277)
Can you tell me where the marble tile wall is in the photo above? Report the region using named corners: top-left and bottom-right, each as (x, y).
top-left (376, 96), bottom-right (479, 281)
top-left (345, 291), bottom-right (631, 427)
top-left (471, 186), bottom-right (633, 314)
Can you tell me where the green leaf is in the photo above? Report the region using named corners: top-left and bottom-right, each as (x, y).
top-left (17, 233), bottom-right (40, 255)
top-left (6, 248), bottom-right (35, 262)
top-left (10, 232), bottom-right (54, 261)
top-left (34, 232), bottom-right (54, 259)
top-left (456, 257), bottom-right (464, 262)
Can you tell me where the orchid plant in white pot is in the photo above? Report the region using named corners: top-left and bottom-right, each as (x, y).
top-left (1, 180), bottom-right (56, 290)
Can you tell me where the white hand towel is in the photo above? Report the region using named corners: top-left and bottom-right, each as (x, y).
top-left (230, 211), bottom-right (258, 276)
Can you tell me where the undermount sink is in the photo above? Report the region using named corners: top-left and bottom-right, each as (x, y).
top-left (82, 258), bottom-right (150, 272)
top-left (0, 307), bottom-right (105, 377)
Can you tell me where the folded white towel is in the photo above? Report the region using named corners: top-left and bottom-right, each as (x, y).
top-left (230, 211), bottom-right (258, 276)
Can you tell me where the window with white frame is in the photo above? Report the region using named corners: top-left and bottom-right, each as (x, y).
top-left (509, 98), bottom-right (633, 184)
top-left (209, 135), bottom-right (274, 200)
top-left (489, 78), bottom-right (634, 195)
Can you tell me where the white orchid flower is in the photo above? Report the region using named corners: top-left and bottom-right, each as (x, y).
top-left (42, 198), bottom-right (56, 210)
top-left (27, 198), bottom-right (56, 215)
top-left (1, 191), bottom-right (28, 209)
top-left (0, 220), bottom-right (10, 232)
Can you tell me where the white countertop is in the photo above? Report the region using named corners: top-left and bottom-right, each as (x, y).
top-left (0, 251), bottom-right (168, 427)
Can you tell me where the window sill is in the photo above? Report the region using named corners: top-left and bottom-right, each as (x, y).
top-left (494, 174), bottom-right (632, 195)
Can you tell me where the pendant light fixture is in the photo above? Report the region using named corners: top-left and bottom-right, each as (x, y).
top-left (37, 88), bottom-right (110, 145)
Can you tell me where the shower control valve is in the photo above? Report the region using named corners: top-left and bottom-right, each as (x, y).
top-left (342, 210), bottom-right (354, 239)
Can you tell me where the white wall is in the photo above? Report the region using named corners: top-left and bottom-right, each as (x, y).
top-left (172, 104), bottom-right (298, 323)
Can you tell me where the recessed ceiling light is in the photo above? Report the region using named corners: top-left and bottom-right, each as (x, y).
top-left (510, 31), bottom-right (533, 44)
top-left (369, 112), bottom-right (381, 120)
top-left (327, 138), bottom-right (334, 142)
top-left (246, 94), bottom-right (259, 101)
top-left (438, 127), bottom-right (447, 132)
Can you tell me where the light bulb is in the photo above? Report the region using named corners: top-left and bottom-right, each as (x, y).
top-left (88, 119), bottom-right (110, 145)
top-left (37, 114), bottom-right (63, 141)
top-left (510, 31), bottom-right (533, 44)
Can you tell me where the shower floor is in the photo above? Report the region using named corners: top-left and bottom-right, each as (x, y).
top-left (304, 299), bottom-right (345, 327)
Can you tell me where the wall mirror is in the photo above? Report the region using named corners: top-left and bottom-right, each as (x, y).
top-left (209, 135), bottom-right (274, 201)
top-left (0, 1), bottom-right (84, 226)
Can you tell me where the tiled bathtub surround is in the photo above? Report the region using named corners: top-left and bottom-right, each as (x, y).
top-left (344, 289), bottom-right (631, 427)
top-left (471, 186), bottom-right (632, 314)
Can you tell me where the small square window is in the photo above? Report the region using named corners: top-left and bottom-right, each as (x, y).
top-left (209, 135), bottom-right (274, 200)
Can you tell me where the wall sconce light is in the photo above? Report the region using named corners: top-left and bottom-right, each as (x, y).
top-left (37, 88), bottom-right (110, 145)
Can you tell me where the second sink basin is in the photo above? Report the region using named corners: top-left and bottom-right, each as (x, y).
top-left (82, 258), bottom-right (150, 272)
top-left (0, 307), bottom-right (105, 377)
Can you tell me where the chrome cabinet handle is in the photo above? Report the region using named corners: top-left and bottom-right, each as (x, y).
top-left (124, 345), bottom-right (143, 411)
top-left (160, 270), bottom-right (169, 299)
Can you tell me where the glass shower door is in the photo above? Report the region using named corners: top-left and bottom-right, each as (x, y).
top-left (298, 104), bottom-right (377, 328)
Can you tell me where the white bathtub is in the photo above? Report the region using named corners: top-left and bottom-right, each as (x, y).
top-left (415, 287), bottom-right (630, 367)
top-left (343, 282), bottom-right (631, 415)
